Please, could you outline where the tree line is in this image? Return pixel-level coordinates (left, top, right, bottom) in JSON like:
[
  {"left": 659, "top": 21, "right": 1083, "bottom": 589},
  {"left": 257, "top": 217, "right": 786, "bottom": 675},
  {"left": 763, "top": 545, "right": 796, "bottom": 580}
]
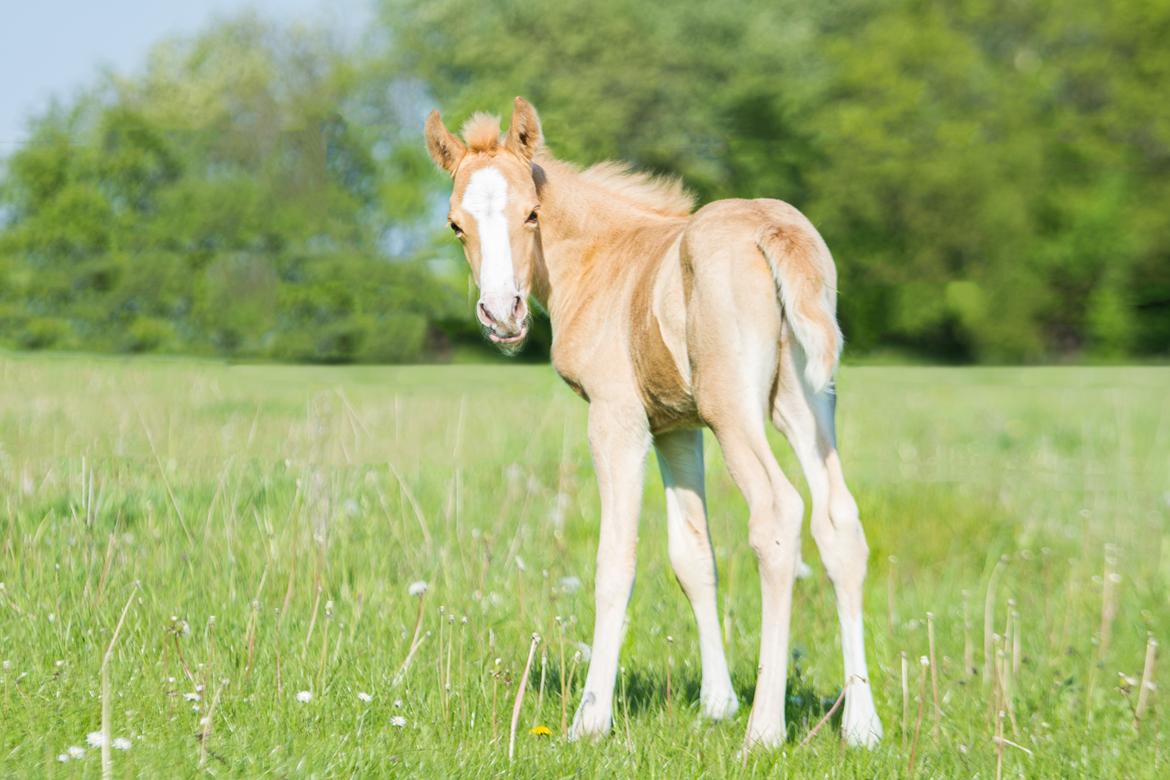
[{"left": 2, "top": 0, "right": 1167, "bottom": 363}]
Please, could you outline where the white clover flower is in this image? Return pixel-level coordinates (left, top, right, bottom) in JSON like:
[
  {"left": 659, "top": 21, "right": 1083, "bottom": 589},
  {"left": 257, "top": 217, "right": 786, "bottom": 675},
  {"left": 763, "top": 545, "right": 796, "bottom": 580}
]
[
  {"left": 86, "top": 732, "right": 105, "bottom": 748},
  {"left": 184, "top": 692, "right": 201, "bottom": 702},
  {"left": 390, "top": 715, "right": 406, "bottom": 728},
  {"left": 408, "top": 581, "right": 428, "bottom": 597},
  {"left": 113, "top": 737, "right": 132, "bottom": 751},
  {"left": 358, "top": 691, "right": 373, "bottom": 703},
  {"left": 57, "top": 754, "right": 70, "bottom": 763},
  {"left": 67, "top": 746, "right": 85, "bottom": 759},
  {"left": 296, "top": 690, "right": 313, "bottom": 703}
]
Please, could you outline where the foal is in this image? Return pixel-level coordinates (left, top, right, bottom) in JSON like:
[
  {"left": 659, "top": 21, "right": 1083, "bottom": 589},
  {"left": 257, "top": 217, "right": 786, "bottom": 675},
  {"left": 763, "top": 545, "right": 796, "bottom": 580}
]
[{"left": 425, "top": 98, "right": 882, "bottom": 749}]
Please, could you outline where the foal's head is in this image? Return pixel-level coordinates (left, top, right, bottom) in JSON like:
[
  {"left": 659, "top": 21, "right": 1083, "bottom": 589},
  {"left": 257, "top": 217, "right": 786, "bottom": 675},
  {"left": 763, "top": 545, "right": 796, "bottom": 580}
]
[{"left": 425, "top": 97, "right": 544, "bottom": 352}]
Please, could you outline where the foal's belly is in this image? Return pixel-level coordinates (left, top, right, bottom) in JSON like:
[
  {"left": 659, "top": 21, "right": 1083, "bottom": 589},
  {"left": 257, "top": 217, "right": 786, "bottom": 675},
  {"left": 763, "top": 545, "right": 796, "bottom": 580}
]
[{"left": 631, "top": 243, "right": 700, "bottom": 434}]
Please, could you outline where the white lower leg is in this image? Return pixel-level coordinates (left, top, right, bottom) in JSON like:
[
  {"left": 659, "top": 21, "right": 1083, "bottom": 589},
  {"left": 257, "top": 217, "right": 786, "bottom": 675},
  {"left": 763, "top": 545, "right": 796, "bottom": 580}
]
[
  {"left": 657, "top": 429, "right": 737, "bottom": 719},
  {"left": 678, "top": 559, "right": 737, "bottom": 719},
  {"left": 839, "top": 609, "right": 882, "bottom": 746},
  {"left": 743, "top": 497, "right": 802, "bottom": 748},
  {"left": 570, "top": 580, "right": 630, "bottom": 738}
]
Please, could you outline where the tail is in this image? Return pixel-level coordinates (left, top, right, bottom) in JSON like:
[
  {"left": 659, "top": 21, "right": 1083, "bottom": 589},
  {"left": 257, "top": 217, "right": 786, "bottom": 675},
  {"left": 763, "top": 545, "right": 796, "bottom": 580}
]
[{"left": 756, "top": 224, "right": 843, "bottom": 393}]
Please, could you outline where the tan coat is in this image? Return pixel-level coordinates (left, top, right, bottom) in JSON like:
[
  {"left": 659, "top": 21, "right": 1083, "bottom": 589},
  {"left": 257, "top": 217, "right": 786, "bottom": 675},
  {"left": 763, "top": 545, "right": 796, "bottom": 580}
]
[{"left": 426, "top": 98, "right": 881, "bottom": 750}]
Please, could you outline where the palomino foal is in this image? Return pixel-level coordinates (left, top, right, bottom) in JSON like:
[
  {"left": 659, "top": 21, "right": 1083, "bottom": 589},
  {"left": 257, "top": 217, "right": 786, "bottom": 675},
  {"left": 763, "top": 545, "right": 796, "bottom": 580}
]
[{"left": 425, "top": 98, "right": 883, "bottom": 749}]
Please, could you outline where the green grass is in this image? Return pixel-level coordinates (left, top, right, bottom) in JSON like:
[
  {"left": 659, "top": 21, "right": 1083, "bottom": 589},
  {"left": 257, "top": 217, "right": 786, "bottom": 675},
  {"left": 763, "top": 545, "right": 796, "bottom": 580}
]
[{"left": 1, "top": 353, "right": 1167, "bottom": 777}]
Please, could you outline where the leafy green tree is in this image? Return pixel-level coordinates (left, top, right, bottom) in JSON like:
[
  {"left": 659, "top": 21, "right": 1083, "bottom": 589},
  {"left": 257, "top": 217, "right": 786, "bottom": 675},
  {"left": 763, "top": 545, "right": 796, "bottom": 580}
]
[{"left": 0, "top": 15, "right": 461, "bottom": 362}]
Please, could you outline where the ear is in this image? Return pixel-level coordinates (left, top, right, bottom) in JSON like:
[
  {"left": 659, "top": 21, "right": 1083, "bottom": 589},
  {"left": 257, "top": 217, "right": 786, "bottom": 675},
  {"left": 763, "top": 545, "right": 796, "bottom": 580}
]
[
  {"left": 505, "top": 97, "right": 543, "bottom": 161},
  {"left": 425, "top": 110, "right": 466, "bottom": 174}
]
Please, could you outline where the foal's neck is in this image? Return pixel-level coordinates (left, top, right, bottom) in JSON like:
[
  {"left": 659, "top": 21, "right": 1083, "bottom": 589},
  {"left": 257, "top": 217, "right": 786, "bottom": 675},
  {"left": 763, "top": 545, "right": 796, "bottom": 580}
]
[{"left": 529, "top": 156, "right": 684, "bottom": 321}]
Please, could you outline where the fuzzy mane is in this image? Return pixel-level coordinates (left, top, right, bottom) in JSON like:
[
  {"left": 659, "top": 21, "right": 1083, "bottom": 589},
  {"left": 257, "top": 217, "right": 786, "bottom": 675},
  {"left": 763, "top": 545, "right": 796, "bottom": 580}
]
[
  {"left": 461, "top": 112, "right": 502, "bottom": 152},
  {"left": 457, "top": 110, "right": 694, "bottom": 217},
  {"left": 576, "top": 161, "right": 695, "bottom": 217}
]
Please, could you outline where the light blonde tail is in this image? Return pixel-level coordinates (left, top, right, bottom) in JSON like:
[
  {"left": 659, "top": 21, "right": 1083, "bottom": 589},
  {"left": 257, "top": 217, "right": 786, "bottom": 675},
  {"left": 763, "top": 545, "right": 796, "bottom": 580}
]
[{"left": 756, "top": 225, "right": 842, "bottom": 393}]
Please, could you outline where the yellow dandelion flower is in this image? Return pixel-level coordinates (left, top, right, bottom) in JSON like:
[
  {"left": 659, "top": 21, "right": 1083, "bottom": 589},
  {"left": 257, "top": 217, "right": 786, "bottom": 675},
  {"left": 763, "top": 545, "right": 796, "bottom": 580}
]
[{"left": 529, "top": 725, "right": 552, "bottom": 737}]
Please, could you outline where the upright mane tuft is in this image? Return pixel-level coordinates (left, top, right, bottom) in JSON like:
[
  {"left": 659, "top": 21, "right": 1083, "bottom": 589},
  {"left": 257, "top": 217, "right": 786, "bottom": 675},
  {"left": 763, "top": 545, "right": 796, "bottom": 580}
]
[
  {"left": 461, "top": 112, "right": 502, "bottom": 153},
  {"left": 578, "top": 161, "right": 695, "bottom": 217}
]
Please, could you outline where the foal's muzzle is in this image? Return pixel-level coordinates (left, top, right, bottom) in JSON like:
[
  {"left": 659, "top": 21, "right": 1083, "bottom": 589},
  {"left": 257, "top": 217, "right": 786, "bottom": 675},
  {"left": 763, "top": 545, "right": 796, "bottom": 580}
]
[{"left": 477, "top": 293, "right": 529, "bottom": 344}]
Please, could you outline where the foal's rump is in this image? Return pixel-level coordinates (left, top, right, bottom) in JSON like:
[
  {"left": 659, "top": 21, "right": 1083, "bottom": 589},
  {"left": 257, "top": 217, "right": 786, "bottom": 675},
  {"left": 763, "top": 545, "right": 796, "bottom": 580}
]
[{"left": 683, "top": 198, "right": 842, "bottom": 394}]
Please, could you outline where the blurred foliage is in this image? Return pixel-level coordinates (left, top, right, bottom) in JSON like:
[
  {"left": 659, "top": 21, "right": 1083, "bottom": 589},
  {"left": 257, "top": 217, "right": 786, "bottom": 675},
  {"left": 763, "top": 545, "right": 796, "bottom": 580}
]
[
  {"left": 0, "top": 16, "right": 474, "bottom": 363},
  {"left": 2, "top": 1, "right": 1169, "bottom": 363}
]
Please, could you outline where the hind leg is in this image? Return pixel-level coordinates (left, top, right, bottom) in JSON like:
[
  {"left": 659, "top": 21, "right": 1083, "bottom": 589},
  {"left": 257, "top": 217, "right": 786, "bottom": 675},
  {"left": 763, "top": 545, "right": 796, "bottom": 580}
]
[
  {"left": 655, "top": 428, "right": 738, "bottom": 719},
  {"left": 705, "top": 403, "right": 804, "bottom": 749},
  {"left": 689, "top": 242, "right": 808, "bottom": 748},
  {"left": 773, "top": 347, "right": 882, "bottom": 747}
]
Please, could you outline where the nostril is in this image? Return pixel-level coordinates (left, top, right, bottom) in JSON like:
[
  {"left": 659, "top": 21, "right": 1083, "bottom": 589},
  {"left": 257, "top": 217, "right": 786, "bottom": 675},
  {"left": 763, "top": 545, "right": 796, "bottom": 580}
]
[
  {"left": 477, "top": 301, "right": 495, "bottom": 326},
  {"left": 512, "top": 295, "right": 525, "bottom": 320}
]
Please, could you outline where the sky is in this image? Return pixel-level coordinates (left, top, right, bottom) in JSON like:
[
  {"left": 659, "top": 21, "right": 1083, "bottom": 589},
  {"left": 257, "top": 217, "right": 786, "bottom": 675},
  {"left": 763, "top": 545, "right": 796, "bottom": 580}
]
[{"left": 0, "top": 0, "right": 370, "bottom": 152}]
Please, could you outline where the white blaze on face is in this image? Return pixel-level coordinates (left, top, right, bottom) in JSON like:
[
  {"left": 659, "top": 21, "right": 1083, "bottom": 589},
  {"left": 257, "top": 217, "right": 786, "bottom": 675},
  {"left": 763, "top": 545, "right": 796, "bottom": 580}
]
[{"left": 461, "top": 167, "right": 517, "bottom": 319}]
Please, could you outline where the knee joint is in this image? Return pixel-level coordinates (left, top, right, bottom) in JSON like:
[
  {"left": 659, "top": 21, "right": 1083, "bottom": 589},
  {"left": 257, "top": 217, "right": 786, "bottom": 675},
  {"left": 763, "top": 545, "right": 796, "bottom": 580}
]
[
  {"left": 668, "top": 526, "right": 712, "bottom": 576},
  {"left": 747, "top": 491, "right": 803, "bottom": 561}
]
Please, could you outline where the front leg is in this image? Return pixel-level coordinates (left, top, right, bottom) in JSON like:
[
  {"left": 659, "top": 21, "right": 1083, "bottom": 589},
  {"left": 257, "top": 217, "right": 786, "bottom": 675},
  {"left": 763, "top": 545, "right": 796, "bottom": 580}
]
[{"left": 568, "top": 401, "right": 650, "bottom": 740}]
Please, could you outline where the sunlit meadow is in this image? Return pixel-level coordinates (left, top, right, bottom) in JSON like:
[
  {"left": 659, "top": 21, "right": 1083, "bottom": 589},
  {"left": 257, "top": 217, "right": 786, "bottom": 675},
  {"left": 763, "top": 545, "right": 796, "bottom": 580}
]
[{"left": 1, "top": 354, "right": 1167, "bottom": 776}]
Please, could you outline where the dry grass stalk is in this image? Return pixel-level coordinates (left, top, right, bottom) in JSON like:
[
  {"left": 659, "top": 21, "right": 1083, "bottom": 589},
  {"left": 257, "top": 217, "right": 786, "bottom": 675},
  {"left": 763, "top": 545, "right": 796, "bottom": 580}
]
[
  {"left": 799, "top": 680, "right": 849, "bottom": 747},
  {"left": 927, "top": 612, "right": 942, "bottom": 735},
  {"left": 139, "top": 415, "right": 193, "bottom": 543},
  {"left": 993, "top": 638, "right": 1006, "bottom": 780},
  {"left": 887, "top": 555, "right": 898, "bottom": 636},
  {"left": 536, "top": 646, "right": 547, "bottom": 722},
  {"left": 438, "top": 606, "right": 447, "bottom": 719},
  {"left": 508, "top": 634, "right": 540, "bottom": 760},
  {"left": 619, "top": 667, "right": 633, "bottom": 752},
  {"left": 984, "top": 556, "right": 1007, "bottom": 685},
  {"left": 558, "top": 617, "right": 568, "bottom": 734},
  {"left": 390, "top": 463, "right": 433, "bottom": 551},
  {"left": 665, "top": 635, "right": 674, "bottom": 717},
  {"left": 394, "top": 590, "right": 429, "bottom": 686},
  {"left": 907, "top": 656, "right": 929, "bottom": 778},
  {"left": 901, "top": 651, "right": 910, "bottom": 749},
  {"left": 1134, "top": 635, "right": 1158, "bottom": 730},
  {"left": 102, "top": 585, "right": 138, "bottom": 780},
  {"left": 445, "top": 614, "right": 455, "bottom": 719},
  {"left": 962, "top": 589, "right": 975, "bottom": 678},
  {"left": 302, "top": 583, "right": 322, "bottom": 662},
  {"left": 1099, "top": 545, "right": 1120, "bottom": 660},
  {"left": 1011, "top": 606, "right": 1021, "bottom": 678},
  {"left": 198, "top": 678, "right": 228, "bottom": 769},
  {"left": 243, "top": 566, "right": 268, "bottom": 680}
]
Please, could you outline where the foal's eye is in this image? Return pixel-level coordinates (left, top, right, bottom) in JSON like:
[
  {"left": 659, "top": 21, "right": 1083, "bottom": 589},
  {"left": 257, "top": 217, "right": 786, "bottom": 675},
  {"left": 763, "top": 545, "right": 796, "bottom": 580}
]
[
  {"left": 525, "top": 210, "right": 539, "bottom": 225},
  {"left": 449, "top": 221, "right": 463, "bottom": 237}
]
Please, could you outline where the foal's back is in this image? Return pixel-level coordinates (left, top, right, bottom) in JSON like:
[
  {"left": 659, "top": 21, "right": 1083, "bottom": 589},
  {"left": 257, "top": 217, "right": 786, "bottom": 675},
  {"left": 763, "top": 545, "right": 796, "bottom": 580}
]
[{"left": 616, "top": 196, "right": 837, "bottom": 432}]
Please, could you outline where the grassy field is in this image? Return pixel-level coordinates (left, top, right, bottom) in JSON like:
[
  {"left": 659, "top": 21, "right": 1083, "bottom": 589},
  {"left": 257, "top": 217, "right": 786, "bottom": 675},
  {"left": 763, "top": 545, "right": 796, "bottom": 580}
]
[{"left": 1, "top": 353, "right": 1167, "bottom": 777}]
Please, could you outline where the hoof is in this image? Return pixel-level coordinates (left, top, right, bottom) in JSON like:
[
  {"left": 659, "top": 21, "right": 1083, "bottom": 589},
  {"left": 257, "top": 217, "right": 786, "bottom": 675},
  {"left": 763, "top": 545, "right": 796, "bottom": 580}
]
[
  {"left": 700, "top": 686, "right": 739, "bottom": 721},
  {"left": 841, "top": 713, "right": 883, "bottom": 749},
  {"left": 841, "top": 690, "right": 883, "bottom": 748},
  {"left": 567, "top": 692, "right": 611, "bottom": 742},
  {"left": 742, "top": 719, "right": 787, "bottom": 752}
]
